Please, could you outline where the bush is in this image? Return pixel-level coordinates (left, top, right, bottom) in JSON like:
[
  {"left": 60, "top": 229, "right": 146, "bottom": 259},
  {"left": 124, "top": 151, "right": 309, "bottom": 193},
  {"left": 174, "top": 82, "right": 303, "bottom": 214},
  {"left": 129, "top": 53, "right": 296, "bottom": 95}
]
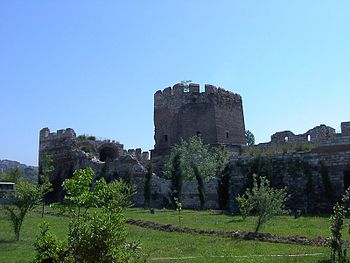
[
  {"left": 33, "top": 167, "right": 145, "bottom": 263},
  {"left": 33, "top": 222, "right": 65, "bottom": 262}
]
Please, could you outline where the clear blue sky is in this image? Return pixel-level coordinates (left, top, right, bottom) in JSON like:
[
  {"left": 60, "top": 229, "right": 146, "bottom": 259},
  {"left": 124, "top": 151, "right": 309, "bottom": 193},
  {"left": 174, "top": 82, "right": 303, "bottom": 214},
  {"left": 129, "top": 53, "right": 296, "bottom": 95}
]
[{"left": 1, "top": 1, "right": 349, "bottom": 166}]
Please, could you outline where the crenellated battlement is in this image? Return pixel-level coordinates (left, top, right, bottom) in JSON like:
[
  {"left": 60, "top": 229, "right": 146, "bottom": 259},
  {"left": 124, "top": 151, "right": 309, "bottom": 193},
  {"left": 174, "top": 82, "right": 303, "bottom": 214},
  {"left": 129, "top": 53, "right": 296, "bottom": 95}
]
[
  {"left": 40, "top": 127, "right": 76, "bottom": 141},
  {"left": 154, "top": 83, "right": 242, "bottom": 109}
]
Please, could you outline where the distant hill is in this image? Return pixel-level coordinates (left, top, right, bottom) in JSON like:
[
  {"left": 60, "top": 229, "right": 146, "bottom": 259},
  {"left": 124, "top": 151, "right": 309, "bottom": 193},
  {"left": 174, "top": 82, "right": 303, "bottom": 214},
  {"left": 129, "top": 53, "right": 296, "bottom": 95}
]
[{"left": 0, "top": 159, "right": 38, "bottom": 183}]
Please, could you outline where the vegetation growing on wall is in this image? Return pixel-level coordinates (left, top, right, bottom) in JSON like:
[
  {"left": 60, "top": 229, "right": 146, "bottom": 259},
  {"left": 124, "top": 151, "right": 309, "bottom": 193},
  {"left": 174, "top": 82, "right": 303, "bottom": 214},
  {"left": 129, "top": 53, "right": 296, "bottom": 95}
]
[
  {"left": 239, "top": 155, "right": 273, "bottom": 193},
  {"left": 320, "top": 160, "right": 335, "bottom": 205},
  {"left": 243, "top": 143, "right": 318, "bottom": 157},
  {"left": 213, "top": 145, "right": 231, "bottom": 210},
  {"left": 77, "top": 134, "right": 96, "bottom": 141}
]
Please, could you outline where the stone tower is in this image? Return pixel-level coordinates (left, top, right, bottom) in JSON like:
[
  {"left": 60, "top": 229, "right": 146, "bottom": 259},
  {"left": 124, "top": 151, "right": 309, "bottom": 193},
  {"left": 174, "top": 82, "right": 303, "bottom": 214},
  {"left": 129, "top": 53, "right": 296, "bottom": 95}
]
[{"left": 152, "top": 83, "right": 246, "bottom": 158}]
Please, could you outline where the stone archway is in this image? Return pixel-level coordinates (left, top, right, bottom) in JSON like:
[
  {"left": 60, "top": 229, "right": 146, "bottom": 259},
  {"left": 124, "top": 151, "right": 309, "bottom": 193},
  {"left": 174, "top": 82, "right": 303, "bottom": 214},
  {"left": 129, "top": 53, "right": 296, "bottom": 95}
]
[{"left": 98, "top": 143, "right": 119, "bottom": 162}]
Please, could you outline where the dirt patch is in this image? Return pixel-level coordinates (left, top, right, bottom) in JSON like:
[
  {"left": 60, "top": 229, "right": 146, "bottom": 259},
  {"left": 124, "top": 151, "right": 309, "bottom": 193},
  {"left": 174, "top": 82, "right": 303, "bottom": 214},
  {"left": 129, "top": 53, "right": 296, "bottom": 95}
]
[{"left": 126, "top": 219, "right": 350, "bottom": 247}]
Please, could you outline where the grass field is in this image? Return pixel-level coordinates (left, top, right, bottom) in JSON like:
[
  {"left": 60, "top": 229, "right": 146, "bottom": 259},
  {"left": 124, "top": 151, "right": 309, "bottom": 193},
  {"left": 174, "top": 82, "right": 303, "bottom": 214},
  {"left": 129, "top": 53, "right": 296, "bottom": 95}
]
[{"left": 0, "top": 208, "right": 341, "bottom": 263}]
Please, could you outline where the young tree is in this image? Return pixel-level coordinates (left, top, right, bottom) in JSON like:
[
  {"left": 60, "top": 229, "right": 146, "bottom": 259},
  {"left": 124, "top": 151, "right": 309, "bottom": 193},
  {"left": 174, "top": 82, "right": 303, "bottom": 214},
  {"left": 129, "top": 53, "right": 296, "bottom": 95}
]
[
  {"left": 245, "top": 130, "right": 255, "bottom": 146},
  {"left": 144, "top": 161, "right": 153, "bottom": 208},
  {"left": 236, "top": 174, "right": 289, "bottom": 233},
  {"left": 4, "top": 181, "right": 43, "bottom": 241},
  {"left": 328, "top": 187, "right": 350, "bottom": 263}
]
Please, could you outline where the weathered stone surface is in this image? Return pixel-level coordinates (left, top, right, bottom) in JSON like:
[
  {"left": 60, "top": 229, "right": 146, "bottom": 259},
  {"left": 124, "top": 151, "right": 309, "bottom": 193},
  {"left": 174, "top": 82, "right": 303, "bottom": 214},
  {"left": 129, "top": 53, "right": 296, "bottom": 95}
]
[{"left": 152, "top": 83, "right": 246, "bottom": 157}]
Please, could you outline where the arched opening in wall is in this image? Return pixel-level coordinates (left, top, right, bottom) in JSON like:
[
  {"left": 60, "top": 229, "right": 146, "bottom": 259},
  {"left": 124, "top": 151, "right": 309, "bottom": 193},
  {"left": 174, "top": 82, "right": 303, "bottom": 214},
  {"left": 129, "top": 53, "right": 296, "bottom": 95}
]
[
  {"left": 307, "top": 134, "right": 311, "bottom": 142},
  {"left": 99, "top": 146, "right": 118, "bottom": 162},
  {"left": 226, "top": 131, "right": 229, "bottom": 139},
  {"left": 164, "top": 135, "right": 168, "bottom": 142},
  {"left": 284, "top": 136, "right": 289, "bottom": 142},
  {"left": 344, "top": 171, "right": 350, "bottom": 191},
  {"left": 183, "top": 87, "right": 190, "bottom": 93}
]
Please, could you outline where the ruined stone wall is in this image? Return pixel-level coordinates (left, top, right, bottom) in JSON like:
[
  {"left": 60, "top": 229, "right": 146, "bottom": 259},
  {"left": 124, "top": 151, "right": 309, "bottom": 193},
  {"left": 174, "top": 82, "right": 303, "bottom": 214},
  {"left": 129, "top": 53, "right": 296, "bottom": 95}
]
[
  {"left": 39, "top": 127, "right": 148, "bottom": 204},
  {"left": 229, "top": 150, "right": 350, "bottom": 213},
  {"left": 258, "top": 123, "right": 350, "bottom": 152},
  {"left": 270, "top": 124, "right": 336, "bottom": 145},
  {"left": 39, "top": 127, "right": 222, "bottom": 209},
  {"left": 39, "top": 128, "right": 78, "bottom": 201},
  {"left": 153, "top": 83, "right": 246, "bottom": 157}
]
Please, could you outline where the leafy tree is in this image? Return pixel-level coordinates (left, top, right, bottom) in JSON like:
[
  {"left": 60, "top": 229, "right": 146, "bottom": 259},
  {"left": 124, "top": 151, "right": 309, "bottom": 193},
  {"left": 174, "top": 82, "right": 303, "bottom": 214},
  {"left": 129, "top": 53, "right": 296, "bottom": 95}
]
[
  {"left": 166, "top": 136, "right": 216, "bottom": 209},
  {"left": 3, "top": 181, "right": 43, "bottom": 240},
  {"left": 236, "top": 174, "right": 289, "bottom": 233},
  {"left": 144, "top": 161, "right": 153, "bottom": 208},
  {"left": 33, "top": 167, "right": 145, "bottom": 263},
  {"left": 245, "top": 130, "right": 255, "bottom": 146}
]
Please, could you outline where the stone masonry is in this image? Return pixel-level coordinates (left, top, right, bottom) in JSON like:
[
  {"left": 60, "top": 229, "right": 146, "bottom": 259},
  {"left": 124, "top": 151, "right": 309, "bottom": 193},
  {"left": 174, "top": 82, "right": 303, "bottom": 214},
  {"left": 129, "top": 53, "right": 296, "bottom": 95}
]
[{"left": 152, "top": 83, "right": 246, "bottom": 157}]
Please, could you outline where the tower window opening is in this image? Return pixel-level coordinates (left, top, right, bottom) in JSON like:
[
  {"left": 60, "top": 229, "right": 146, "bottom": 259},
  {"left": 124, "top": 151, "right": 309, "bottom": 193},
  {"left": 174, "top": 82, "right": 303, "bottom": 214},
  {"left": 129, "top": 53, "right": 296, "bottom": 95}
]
[
  {"left": 183, "top": 87, "right": 190, "bottom": 93},
  {"left": 164, "top": 135, "right": 168, "bottom": 142},
  {"left": 307, "top": 134, "right": 311, "bottom": 142},
  {"left": 226, "top": 132, "right": 229, "bottom": 139},
  {"left": 284, "top": 136, "right": 289, "bottom": 142}
]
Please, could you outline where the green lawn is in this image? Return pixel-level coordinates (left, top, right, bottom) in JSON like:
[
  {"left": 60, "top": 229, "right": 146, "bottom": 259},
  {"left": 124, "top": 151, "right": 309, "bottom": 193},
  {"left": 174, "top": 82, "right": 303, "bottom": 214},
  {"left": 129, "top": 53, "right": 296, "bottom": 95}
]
[{"left": 0, "top": 208, "right": 337, "bottom": 263}]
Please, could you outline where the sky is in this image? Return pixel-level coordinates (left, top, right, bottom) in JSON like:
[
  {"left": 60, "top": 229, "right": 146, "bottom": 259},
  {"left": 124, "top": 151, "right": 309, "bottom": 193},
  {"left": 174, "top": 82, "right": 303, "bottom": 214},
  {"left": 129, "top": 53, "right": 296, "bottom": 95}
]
[{"left": 0, "top": 1, "right": 349, "bottom": 166}]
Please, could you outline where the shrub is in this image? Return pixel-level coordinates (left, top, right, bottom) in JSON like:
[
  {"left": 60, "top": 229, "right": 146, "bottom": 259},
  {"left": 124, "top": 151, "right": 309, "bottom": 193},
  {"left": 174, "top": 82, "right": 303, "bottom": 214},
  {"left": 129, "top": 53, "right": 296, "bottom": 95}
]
[
  {"left": 33, "top": 222, "right": 65, "bottom": 262},
  {"left": 33, "top": 167, "right": 145, "bottom": 263}
]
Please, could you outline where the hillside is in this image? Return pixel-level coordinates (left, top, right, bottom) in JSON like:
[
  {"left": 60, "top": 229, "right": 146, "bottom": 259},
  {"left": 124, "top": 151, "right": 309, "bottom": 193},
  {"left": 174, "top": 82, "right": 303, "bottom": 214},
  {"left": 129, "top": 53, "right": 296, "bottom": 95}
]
[{"left": 0, "top": 159, "right": 38, "bottom": 183}]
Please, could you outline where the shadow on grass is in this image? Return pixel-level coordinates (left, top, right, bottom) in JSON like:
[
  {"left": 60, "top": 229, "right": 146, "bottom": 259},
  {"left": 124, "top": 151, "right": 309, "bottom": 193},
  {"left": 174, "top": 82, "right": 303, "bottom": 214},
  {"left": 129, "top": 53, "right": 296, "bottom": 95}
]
[
  {"left": 228, "top": 218, "right": 244, "bottom": 223},
  {"left": 317, "top": 259, "right": 331, "bottom": 263},
  {"left": 0, "top": 239, "right": 16, "bottom": 244}
]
